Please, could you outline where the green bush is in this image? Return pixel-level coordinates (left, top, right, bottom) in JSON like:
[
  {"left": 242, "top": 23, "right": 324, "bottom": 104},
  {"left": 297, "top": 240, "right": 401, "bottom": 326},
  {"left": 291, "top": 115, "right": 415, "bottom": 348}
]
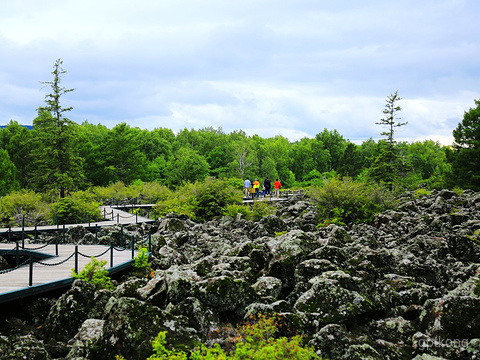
[
  {"left": 250, "top": 201, "right": 277, "bottom": 221},
  {"left": 414, "top": 188, "right": 431, "bottom": 198},
  {"left": 222, "top": 201, "right": 277, "bottom": 221},
  {"left": 92, "top": 181, "right": 172, "bottom": 204},
  {"left": 132, "top": 246, "right": 153, "bottom": 278},
  {"left": 223, "top": 203, "right": 251, "bottom": 219},
  {"left": 147, "top": 314, "right": 320, "bottom": 359},
  {"left": 155, "top": 178, "right": 242, "bottom": 222},
  {"left": 308, "top": 177, "right": 396, "bottom": 225},
  {"left": 49, "top": 190, "right": 102, "bottom": 224},
  {"left": 71, "top": 257, "right": 114, "bottom": 290},
  {"left": 0, "top": 190, "right": 49, "bottom": 226}
]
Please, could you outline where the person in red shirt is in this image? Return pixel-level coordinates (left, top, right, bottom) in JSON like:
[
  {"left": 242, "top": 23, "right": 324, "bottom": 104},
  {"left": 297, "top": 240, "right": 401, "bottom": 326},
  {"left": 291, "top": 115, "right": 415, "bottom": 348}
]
[{"left": 274, "top": 179, "right": 282, "bottom": 198}]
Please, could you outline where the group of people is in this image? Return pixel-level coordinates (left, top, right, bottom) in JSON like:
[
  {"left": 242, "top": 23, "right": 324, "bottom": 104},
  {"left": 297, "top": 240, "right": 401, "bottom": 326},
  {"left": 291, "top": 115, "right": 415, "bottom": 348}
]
[{"left": 243, "top": 177, "right": 282, "bottom": 199}]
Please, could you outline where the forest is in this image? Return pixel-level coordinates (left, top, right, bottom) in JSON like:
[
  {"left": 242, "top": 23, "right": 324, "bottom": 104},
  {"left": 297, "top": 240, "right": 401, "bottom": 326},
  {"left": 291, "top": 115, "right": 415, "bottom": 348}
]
[
  {"left": 0, "top": 60, "right": 480, "bottom": 225},
  {"left": 1, "top": 99, "right": 479, "bottom": 194}
]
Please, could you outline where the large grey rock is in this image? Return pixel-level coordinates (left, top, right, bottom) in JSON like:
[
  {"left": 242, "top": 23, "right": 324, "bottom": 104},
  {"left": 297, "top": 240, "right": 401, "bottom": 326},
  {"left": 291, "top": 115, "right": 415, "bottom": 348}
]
[
  {"left": 42, "top": 280, "right": 112, "bottom": 344},
  {"left": 66, "top": 319, "right": 105, "bottom": 359}
]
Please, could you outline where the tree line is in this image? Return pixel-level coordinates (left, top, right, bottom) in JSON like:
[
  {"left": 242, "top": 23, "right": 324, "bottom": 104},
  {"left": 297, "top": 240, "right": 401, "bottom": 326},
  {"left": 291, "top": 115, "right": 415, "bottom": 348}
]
[{"left": 0, "top": 60, "right": 479, "bottom": 198}]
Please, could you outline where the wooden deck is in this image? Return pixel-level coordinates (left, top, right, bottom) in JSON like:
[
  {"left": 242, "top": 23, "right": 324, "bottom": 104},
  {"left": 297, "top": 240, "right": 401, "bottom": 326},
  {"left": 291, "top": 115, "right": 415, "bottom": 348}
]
[
  {"left": 0, "top": 243, "right": 138, "bottom": 303},
  {"left": 0, "top": 205, "right": 149, "bottom": 304},
  {"left": 0, "top": 205, "right": 154, "bottom": 236}
]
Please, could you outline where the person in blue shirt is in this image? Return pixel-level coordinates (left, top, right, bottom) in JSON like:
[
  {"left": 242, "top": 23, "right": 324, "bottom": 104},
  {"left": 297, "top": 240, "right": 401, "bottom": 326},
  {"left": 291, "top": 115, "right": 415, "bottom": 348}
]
[{"left": 243, "top": 178, "right": 251, "bottom": 197}]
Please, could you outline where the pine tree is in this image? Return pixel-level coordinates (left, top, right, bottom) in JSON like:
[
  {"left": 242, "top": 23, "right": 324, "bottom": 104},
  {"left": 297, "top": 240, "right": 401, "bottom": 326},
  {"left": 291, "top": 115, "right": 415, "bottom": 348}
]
[
  {"left": 369, "top": 91, "right": 409, "bottom": 188},
  {"left": 448, "top": 98, "right": 480, "bottom": 189},
  {"left": 32, "top": 59, "right": 84, "bottom": 197}
]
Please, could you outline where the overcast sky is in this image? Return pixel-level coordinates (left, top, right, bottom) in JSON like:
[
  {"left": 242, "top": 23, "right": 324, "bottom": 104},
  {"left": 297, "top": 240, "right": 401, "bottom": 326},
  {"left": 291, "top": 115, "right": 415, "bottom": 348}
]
[{"left": 1, "top": 1, "right": 479, "bottom": 145}]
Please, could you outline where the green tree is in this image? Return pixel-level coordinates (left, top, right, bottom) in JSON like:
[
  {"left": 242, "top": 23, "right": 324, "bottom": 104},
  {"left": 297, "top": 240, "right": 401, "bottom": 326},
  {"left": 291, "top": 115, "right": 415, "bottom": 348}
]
[
  {"left": 165, "top": 147, "right": 210, "bottom": 186},
  {"left": 0, "top": 149, "right": 19, "bottom": 196},
  {"left": 316, "top": 129, "right": 347, "bottom": 171},
  {"left": 32, "top": 59, "right": 84, "bottom": 197},
  {"left": 448, "top": 98, "right": 480, "bottom": 189},
  {"left": 230, "top": 136, "right": 256, "bottom": 179},
  {"left": 75, "top": 121, "right": 110, "bottom": 187},
  {"left": 1, "top": 121, "right": 34, "bottom": 188},
  {"left": 407, "top": 140, "right": 449, "bottom": 188},
  {"left": 370, "top": 91, "right": 408, "bottom": 188},
  {"left": 338, "top": 142, "right": 363, "bottom": 178},
  {"left": 103, "top": 123, "right": 147, "bottom": 184}
]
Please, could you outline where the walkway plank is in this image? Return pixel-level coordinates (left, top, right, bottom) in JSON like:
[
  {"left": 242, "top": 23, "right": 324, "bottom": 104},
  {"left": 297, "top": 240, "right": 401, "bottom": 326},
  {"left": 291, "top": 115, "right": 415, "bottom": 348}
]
[
  {"left": 0, "top": 243, "right": 138, "bottom": 303},
  {"left": 0, "top": 205, "right": 151, "bottom": 303},
  {"left": 0, "top": 205, "right": 154, "bottom": 236}
]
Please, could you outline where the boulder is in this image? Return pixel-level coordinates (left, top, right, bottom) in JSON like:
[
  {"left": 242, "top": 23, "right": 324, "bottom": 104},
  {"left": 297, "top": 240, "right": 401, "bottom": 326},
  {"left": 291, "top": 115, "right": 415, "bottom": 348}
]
[{"left": 66, "top": 319, "right": 104, "bottom": 359}]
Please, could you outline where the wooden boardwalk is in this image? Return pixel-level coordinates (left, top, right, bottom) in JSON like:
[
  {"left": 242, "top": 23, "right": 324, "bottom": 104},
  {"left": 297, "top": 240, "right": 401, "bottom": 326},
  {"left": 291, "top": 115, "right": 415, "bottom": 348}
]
[
  {"left": 0, "top": 205, "right": 149, "bottom": 304},
  {"left": 0, "top": 205, "right": 154, "bottom": 236},
  {"left": 0, "top": 243, "right": 138, "bottom": 303}
]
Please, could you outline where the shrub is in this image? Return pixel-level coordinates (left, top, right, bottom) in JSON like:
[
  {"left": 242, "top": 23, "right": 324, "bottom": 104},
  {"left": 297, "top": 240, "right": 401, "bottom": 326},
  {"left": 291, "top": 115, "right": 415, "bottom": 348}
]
[
  {"left": 92, "top": 181, "right": 172, "bottom": 204},
  {"left": 132, "top": 246, "right": 153, "bottom": 278},
  {"left": 222, "top": 202, "right": 277, "bottom": 221},
  {"left": 250, "top": 201, "right": 277, "bottom": 221},
  {"left": 148, "top": 314, "right": 320, "bottom": 359},
  {"left": 414, "top": 188, "right": 431, "bottom": 198},
  {"left": 223, "top": 204, "right": 251, "bottom": 219},
  {"left": 155, "top": 178, "right": 242, "bottom": 222},
  {"left": 92, "top": 181, "right": 127, "bottom": 202},
  {"left": 71, "top": 257, "right": 114, "bottom": 290},
  {"left": 49, "top": 190, "right": 102, "bottom": 224},
  {"left": 0, "top": 190, "right": 49, "bottom": 226},
  {"left": 308, "top": 177, "right": 396, "bottom": 225}
]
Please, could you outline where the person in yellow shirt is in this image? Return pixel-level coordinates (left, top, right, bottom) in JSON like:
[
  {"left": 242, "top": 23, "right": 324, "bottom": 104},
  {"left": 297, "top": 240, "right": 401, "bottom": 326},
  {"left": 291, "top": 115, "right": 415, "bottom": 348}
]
[{"left": 253, "top": 178, "right": 260, "bottom": 198}]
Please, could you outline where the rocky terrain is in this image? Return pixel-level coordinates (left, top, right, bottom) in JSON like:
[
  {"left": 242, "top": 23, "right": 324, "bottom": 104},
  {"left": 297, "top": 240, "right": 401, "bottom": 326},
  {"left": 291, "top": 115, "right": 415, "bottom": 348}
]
[{"left": 1, "top": 189, "right": 480, "bottom": 359}]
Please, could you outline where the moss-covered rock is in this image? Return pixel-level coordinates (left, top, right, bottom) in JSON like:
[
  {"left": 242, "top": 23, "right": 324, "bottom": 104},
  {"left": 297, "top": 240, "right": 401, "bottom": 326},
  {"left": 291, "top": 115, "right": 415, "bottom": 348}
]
[
  {"left": 252, "top": 276, "right": 283, "bottom": 299},
  {"left": 42, "top": 280, "right": 112, "bottom": 344},
  {"left": 195, "top": 276, "right": 259, "bottom": 314},
  {"left": 66, "top": 319, "right": 104, "bottom": 359},
  {"left": 294, "top": 271, "right": 373, "bottom": 327},
  {"left": 420, "top": 295, "right": 480, "bottom": 339},
  {"left": 0, "top": 334, "right": 49, "bottom": 360},
  {"left": 91, "top": 297, "right": 167, "bottom": 359}
]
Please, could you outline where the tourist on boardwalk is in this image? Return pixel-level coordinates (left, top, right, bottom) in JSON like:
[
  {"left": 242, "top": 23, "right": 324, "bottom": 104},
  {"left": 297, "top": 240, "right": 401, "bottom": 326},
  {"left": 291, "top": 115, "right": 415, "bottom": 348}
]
[
  {"left": 243, "top": 178, "right": 251, "bottom": 197},
  {"left": 253, "top": 178, "right": 260, "bottom": 198},
  {"left": 249, "top": 184, "right": 256, "bottom": 200},
  {"left": 274, "top": 179, "right": 282, "bottom": 198},
  {"left": 263, "top": 177, "right": 271, "bottom": 196}
]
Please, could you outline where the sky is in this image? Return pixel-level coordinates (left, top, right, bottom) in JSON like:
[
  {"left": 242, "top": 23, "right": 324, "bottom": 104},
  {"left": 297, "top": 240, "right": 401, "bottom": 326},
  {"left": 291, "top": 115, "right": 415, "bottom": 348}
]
[{"left": 0, "top": 0, "right": 479, "bottom": 145}]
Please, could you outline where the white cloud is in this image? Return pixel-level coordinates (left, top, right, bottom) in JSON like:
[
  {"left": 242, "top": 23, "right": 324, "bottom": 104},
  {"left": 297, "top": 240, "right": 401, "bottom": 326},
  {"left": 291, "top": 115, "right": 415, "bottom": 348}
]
[{"left": 0, "top": 0, "right": 479, "bottom": 146}]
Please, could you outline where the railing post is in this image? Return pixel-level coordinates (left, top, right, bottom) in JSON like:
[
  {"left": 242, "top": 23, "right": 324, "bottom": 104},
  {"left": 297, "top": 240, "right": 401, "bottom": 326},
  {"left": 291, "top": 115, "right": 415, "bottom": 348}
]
[
  {"left": 117, "top": 213, "right": 119, "bottom": 223},
  {"left": 34, "top": 224, "right": 38, "bottom": 244},
  {"left": 56, "top": 215, "right": 59, "bottom": 229},
  {"left": 16, "top": 240, "right": 19, "bottom": 267},
  {"left": 136, "top": 212, "right": 138, "bottom": 224},
  {"left": 22, "top": 215, "right": 25, "bottom": 248},
  {"left": 8, "top": 226, "right": 11, "bottom": 242},
  {"left": 103, "top": 208, "right": 106, "bottom": 219},
  {"left": 62, "top": 224, "right": 66, "bottom": 244},
  {"left": 95, "top": 226, "right": 98, "bottom": 244},
  {"left": 120, "top": 225, "right": 124, "bottom": 248},
  {"left": 29, "top": 255, "right": 33, "bottom": 286},
  {"left": 55, "top": 236, "right": 58, "bottom": 256},
  {"left": 131, "top": 235, "right": 135, "bottom": 259},
  {"left": 148, "top": 232, "right": 152, "bottom": 253},
  {"left": 112, "top": 209, "right": 114, "bottom": 221},
  {"left": 75, "top": 245, "right": 78, "bottom": 274},
  {"left": 110, "top": 241, "right": 114, "bottom": 268}
]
